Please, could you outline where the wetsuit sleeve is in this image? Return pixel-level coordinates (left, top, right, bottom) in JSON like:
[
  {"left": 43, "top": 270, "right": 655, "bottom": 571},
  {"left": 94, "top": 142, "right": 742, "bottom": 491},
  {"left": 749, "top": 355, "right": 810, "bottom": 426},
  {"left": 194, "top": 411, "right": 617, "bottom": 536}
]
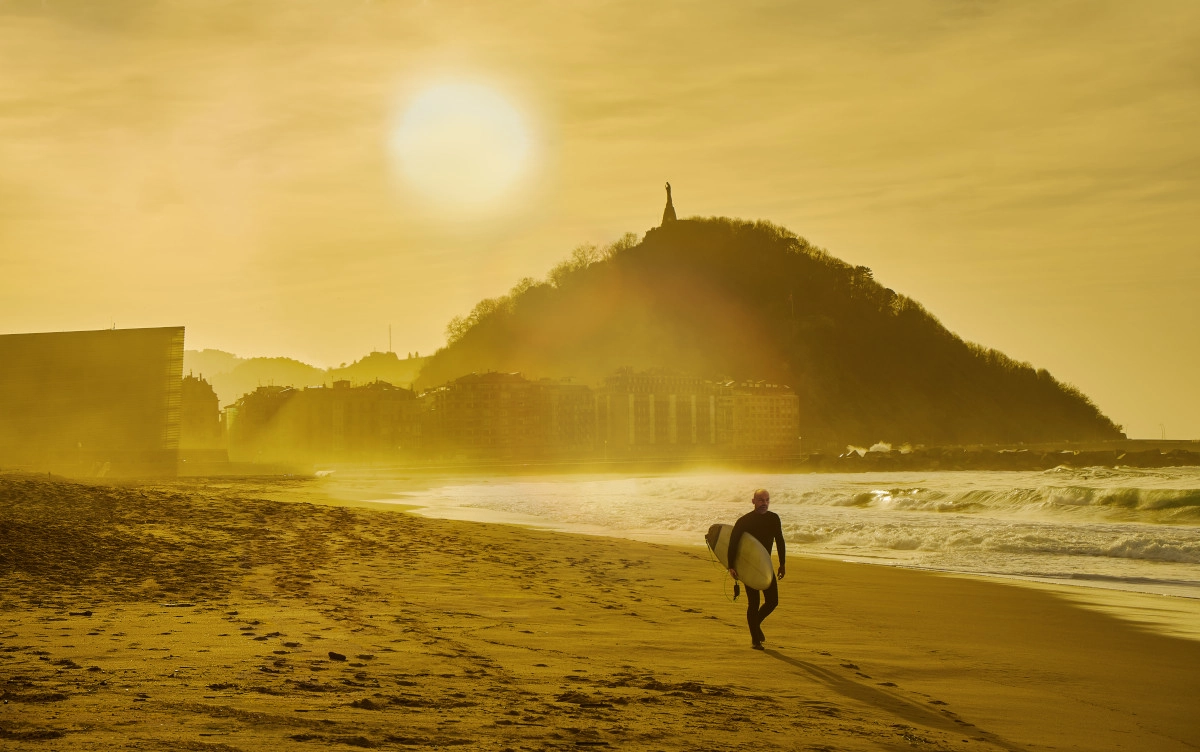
[
  {"left": 727, "top": 518, "right": 745, "bottom": 569},
  {"left": 774, "top": 514, "right": 786, "bottom": 567}
]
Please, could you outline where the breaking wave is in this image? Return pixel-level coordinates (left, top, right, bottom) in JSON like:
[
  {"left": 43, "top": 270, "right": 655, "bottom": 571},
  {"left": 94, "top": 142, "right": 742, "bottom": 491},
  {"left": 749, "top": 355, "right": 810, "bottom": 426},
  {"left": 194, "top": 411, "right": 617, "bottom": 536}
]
[
  {"left": 781, "top": 520, "right": 1200, "bottom": 565},
  {"left": 790, "top": 484, "right": 1200, "bottom": 523},
  {"left": 398, "top": 467, "right": 1200, "bottom": 596}
]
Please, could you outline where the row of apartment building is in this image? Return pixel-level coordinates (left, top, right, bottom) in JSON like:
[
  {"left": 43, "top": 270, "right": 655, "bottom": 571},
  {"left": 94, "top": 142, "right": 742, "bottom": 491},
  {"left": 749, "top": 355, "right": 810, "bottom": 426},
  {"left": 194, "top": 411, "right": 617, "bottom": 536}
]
[{"left": 225, "top": 369, "right": 800, "bottom": 463}]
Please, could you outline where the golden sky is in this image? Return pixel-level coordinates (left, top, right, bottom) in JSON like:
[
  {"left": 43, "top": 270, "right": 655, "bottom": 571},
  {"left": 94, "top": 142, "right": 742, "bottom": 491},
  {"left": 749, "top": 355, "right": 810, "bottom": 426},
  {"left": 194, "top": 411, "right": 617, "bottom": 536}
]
[{"left": 2, "top": 1, "right": 1197, "bottom": 439}]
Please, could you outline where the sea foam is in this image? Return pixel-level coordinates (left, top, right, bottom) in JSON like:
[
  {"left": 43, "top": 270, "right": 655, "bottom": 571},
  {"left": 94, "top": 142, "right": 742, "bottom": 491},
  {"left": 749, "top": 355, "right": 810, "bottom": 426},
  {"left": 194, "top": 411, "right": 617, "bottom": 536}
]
[{"left": 399, "top": 467, "right": 1200, "bottom": 597}]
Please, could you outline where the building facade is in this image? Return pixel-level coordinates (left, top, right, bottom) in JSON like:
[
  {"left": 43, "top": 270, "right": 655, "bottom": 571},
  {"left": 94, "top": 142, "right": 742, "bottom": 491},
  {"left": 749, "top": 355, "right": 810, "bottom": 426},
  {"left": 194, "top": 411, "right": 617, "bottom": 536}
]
[
  {"left": 422, "top": 372, "right": 594, "bottom": 459},
  {"left": 181, "top": 374, "right": 223, "bottom": 454},
  {"left": 595, "top": 369, "right": 800, "bottom": 459},
  {"left": 228, "top": 380, "right": 421, "bottom": 462},
  {"left": 218, "top": 369, "right": 799, "bottom": 465},
  {"left": 0, "top": 327, "right": 184, "bottom": 475},
  {"left": 717, "top": 380, "right": 802, "bottom": 457}
]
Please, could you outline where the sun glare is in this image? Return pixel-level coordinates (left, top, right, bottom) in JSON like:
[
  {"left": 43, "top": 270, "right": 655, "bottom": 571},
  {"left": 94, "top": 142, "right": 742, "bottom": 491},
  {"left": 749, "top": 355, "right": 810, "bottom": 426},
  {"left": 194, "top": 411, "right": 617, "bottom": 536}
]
[{"left": 390, "top": 81, "right": 533, "bottom": 211}]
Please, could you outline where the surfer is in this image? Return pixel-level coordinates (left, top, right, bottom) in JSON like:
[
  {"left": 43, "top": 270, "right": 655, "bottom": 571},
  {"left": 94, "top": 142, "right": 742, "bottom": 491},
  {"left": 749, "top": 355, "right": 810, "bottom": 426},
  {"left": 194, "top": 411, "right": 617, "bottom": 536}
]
[{"left": 727, "top": 488, "right": 786, "bottom": 650}]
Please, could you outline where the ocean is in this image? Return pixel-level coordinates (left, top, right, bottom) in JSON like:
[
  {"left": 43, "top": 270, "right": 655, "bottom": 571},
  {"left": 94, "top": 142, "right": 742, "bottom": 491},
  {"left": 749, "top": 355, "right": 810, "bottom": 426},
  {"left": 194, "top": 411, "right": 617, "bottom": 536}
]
[{"left": 382, "top": 466, "right": 1200, "bottom": 601}]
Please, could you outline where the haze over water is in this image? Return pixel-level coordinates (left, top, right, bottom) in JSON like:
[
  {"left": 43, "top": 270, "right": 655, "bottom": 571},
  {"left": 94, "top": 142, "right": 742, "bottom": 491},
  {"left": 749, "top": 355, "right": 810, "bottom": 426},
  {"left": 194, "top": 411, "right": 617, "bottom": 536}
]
[{"left": 392, "top": 467, "right": 1200, "bottom": 600}]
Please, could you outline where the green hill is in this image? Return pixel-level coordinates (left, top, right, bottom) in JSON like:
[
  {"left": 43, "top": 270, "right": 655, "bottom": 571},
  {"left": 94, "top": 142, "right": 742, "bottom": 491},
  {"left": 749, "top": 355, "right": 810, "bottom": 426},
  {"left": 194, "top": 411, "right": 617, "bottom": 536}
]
[
  {"left": 328, "top": 351, "right": 426, "bottom": 387},
  {"left": 417, "top": 217, "right": 1122, "bottom": 446},
  {"left": 184, "top": 350, "right": 426, "bottom": 406},
  {"left": 197, "top": 356, "right": 325, "bottom": 407}
]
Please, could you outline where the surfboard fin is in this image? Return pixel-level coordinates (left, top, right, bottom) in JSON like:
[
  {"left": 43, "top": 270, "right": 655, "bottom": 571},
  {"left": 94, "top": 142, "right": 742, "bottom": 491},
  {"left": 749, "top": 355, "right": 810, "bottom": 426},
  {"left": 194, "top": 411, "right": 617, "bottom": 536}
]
[{"left": 733, "top": 582, "right": 741, "bottom": 601}]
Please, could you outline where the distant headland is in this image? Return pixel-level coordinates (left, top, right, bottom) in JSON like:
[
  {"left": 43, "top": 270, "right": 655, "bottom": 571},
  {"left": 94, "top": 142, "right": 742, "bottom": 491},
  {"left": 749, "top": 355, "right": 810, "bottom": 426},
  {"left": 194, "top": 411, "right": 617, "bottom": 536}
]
[{"left": 419, "top": 215, "right": 1123, "bottom": 448}]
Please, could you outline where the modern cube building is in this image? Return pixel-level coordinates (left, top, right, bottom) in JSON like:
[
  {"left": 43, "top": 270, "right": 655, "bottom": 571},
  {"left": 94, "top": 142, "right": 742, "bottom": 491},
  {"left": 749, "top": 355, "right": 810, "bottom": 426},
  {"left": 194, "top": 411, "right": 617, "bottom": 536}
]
[{"left": 0, "top": 327, "right": 185, "bottom": 475}]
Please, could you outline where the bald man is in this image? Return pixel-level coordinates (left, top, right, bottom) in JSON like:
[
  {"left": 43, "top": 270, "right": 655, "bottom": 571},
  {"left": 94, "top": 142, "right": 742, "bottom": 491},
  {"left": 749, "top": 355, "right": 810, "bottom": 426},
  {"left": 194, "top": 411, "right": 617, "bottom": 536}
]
[{"left": 727, "top": 488, "right": 786, "bottom": 650}]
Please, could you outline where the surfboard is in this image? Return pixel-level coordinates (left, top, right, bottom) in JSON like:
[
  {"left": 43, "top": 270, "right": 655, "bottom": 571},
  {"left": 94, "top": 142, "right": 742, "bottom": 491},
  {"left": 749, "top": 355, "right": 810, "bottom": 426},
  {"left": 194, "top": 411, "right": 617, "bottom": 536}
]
[{"left": 705, "top": 523, "right": 775, "bottom": 591}]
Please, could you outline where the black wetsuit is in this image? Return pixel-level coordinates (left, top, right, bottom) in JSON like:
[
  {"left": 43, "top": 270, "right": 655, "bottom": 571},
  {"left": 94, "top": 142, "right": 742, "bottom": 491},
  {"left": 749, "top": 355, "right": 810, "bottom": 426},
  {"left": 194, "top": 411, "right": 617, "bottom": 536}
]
[{"left": 727, "top": 510, "right": 785, "bottom": 644}]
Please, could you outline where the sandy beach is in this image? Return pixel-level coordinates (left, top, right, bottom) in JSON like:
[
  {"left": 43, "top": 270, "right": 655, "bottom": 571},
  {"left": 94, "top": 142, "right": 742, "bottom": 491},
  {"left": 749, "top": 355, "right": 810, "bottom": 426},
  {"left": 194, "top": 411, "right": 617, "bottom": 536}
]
[{"left": 1, "top": 473, "right": 1197, "bottom": 751}]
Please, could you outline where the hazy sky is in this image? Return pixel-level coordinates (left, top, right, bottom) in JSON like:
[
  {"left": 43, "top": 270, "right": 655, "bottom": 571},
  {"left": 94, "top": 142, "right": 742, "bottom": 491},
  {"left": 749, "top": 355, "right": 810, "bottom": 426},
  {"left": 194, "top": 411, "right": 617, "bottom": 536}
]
[{"left": 2, "top": 1, "right": 1197, "bottom": 439}]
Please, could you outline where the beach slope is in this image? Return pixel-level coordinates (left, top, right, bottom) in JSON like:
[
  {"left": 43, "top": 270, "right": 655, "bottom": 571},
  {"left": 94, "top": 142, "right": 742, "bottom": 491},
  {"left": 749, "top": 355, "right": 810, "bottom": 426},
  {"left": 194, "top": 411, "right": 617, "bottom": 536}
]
[{"left": 1, "top": 475, "right": 1196, "bottom": 750}]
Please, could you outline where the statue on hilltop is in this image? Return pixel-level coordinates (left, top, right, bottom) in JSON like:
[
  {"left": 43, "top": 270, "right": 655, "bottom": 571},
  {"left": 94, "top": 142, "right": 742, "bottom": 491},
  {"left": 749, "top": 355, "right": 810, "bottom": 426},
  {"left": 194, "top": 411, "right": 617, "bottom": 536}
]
[{"left": 662, "top": 182, "right": 677, "bottom": 225}]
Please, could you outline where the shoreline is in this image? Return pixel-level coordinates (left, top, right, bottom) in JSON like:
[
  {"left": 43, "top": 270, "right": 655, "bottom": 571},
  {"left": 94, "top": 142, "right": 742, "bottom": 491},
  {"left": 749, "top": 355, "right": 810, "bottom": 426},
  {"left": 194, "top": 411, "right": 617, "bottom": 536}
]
[
  {"left": 2, "top": 473, "right": 1198, "bottom": 750},
  {"left": 182, "top": 443, "right": 1200, "bottom": 479},
  {"left": 402, "top": 500, "right": 1200, "bottom": 643},
  {"left": 335, "top": 471, "right": 1200, "bottom": 642}
]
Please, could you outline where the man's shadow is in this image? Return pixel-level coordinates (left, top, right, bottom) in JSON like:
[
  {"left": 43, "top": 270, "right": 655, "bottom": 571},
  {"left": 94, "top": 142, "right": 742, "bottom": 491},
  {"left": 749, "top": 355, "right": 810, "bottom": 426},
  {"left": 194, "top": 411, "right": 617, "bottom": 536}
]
[{"left": 763, "top": 648, "right": 1020, "bottom": 751}]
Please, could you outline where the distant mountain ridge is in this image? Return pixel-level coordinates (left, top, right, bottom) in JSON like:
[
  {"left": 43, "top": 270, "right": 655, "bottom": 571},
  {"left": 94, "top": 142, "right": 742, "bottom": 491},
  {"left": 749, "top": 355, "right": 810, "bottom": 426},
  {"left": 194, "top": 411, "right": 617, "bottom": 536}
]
[
  {"left": 417, "top": 217, "right": 1122, "bottom": 446},
  {"left": 184, "top": 349, "right": 426, "bottom": 407}
]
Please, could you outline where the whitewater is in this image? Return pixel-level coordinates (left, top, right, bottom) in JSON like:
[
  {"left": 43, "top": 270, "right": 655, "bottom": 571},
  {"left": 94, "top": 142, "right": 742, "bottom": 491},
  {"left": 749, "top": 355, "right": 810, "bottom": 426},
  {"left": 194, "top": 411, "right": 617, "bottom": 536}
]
[{"left": 386, "top": 466, "right": 1200, "bottom": 600}]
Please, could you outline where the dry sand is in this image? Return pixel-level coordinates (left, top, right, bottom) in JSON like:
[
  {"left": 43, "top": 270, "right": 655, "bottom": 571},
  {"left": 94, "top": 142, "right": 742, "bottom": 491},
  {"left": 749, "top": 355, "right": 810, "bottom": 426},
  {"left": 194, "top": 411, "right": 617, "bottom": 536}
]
[{"left": 1, "top": 473, "right": 1197, "bottom": 751}]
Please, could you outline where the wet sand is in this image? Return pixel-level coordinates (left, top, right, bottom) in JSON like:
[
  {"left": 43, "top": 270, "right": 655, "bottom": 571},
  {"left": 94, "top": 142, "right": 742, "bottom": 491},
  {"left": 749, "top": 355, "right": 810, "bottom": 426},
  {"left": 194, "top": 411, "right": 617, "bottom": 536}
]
[{"left": 1, "top": 474, "right": 1197, "bottom": 751}]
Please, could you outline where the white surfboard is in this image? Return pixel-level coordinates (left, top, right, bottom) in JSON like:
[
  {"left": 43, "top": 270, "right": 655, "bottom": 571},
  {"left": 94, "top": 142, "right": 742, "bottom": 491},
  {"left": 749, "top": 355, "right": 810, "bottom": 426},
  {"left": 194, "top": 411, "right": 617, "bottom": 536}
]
[{"left": 705, "top": 523, "right": 775, "bottom": 591}]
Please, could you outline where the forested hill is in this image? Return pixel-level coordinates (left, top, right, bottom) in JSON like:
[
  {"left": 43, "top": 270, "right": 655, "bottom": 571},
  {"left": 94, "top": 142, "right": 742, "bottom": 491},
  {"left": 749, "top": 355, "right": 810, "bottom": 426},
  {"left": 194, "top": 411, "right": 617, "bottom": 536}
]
[
  {"left": 184, "top": 349, "right": 427, "bottom": 406},
  {"left": 417, "top": 217, "right": 1122, "bottom": 446}
]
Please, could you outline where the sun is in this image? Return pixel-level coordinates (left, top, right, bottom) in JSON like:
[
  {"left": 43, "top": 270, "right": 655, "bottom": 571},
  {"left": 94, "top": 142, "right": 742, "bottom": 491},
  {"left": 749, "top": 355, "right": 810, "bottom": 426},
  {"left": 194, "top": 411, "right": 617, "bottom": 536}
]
[{"left": 389, "top": 81, "right": 534, "bottom": 211}]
